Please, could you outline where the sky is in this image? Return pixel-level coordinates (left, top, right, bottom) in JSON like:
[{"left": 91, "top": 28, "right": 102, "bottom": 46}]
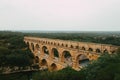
[{"left": 0, "top": 0, "right": 120, "bottom": 31}]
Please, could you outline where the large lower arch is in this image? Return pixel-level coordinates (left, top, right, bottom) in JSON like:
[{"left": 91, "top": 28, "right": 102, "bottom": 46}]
[
  {"left": 50, "top": 63, "right": 57, "bottom": 71},
  {"left": 76, "top": 54, "right": 90, "bottom": 68},
  {"left": 51, "top": 48, "right": 59, "bottom": 59},
  {"left": 40, "top": 59, "right": 48, "bottom": 66},
  {"left": 61, "top": 51, "right": 72, "bottom": 67},
  {"left": 35, "top": 56, "right": 39, "bottom": 63},
  {"left": 40, "top": 59, "right": 48, "bottom": 70},
  {"left": 42, "top": 46, "right": 49, "bottom": 55}
]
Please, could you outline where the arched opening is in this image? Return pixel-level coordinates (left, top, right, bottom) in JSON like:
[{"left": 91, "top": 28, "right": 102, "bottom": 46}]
[
  {"left": 31, "top": 43, "right": 34, "bottom": 51},
  {"left": 43, "top": 41, "right": 45, "bottom": 43},
  {"left": 81, "top": 47, "right": 86, "bottom": 50},
  {"left": 71, "top": 45, "right": 73, "bottom": 48},
  {"left": 103, "top": 49, "right": 108, "bottom": 53},
  {"left": 61, "top": 43, "right": 64, "bottom": 47},
  {"left": 62, "top": 51, "right": 72, "bottom": 67},
  {"left": 111, "top": 50, "right": 115, "bottom": 54},
  {"left": 42, "top": 46, "right": 49, "bottom": 55},
  {"left": 51, "top": 42, "right": 53, "bottom": 45},
  {"left": 88, "top": 48, "right": 93, "bottom": 52},
  {"left": 26, "top": 42, "right": 29, "bottom": 46},
  {"left": 65, "top": 44, "right": 68, "bottom": 47},
  {"left": 54, "top": 42, "right": 56, "bottom": 45},
  {"left": 76, "top": 54, "right": 90, "bottom": 68},
  {"left": 35, "top": 44, "right": 40, "bottom": 51},
  {"left": 40, "top": 59, "right": 48, "bottom": 66},
  {"left": 40, "top": 59, "right": 48, "bottom": 70},
  {"left": 35, "top": 56, "right": 39, "bottom": 63},
  {"left": 51, "top": 48, "right": 59, "bottom": 59},
  {"left": 48, "top": 42, "right": 50, "bottom": 44},
  {"left": 76, "top": 46, "right": 79, "bottom": 49},
  {"left": 96, "top": 49, "right": 101, "bottom": 53},
  {"left": 50, "top": 63, "right": 57, "bottom": 71}
]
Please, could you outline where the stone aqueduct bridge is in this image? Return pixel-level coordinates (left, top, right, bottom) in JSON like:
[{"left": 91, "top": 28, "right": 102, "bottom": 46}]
[{"left": 24, "top": 36, "right": 118, "bottom": 71}]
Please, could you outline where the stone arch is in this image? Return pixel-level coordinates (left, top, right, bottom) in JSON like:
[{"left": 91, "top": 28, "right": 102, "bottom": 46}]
[
  {"left": 54, "top": 42, "right": 56, "bottom": 45},
  {"left": 42, "top": 46, "right": 49, "bottom": 55},
  {"left": 76, "top": 46, "right": 79, "bottom": 49},
  {"left": 50, "top": 63, "right": 57, "bottom": 71},
  {"left": 75, "top": 54, "right": 90, "bottom": 68},
  {"left": 51, "top": 42, "right": 53, "bottom": 45},
  {"left": 61, "top": 43, "right": 64, "bottom": 47},
  {"left": 65, "top": 44, "right": 68, "bottom": 47},
  {"left": 51, "top": 48, "right": 59, "bottom": 58},
  {"left": 35, "top": 56, "right": 39, "bottom": 63},
  {"left": 43, "top": 41, "right": 45, "bottom": 43},
  {"left": 103, "top": 49, "right": 108, "bottom": 53},
  {"left": 88, "top": 48, "right": 93, "bottom": 52},
  {"left": 61, "top": 51, "right": 72, "bottom": 67},
  {"left": 70, "top": 45, "right": 73, "bottom": 48},
  {"left": 58, "top": 43, "right": 60, "bottom": 46},
  {"left": 48, "top": 42, "right": 50, "bottom": 44},
  {"left": 96, "top": 48, "right": 101, "bottom": 53},
  {"left": 31, "top": 43, "right": 35, "bottom": 51},
  {"left": 40, "top": 59, "right": 48, "bottom": 66},
  {"left": 111, "top": 50, "right": 115, "bottom": 54},
  {"left": 81, "top": 47, "right": 86, "bottom": 50},
  {"left": 35, "top": 44, "right": 40, "bottom": 51}
]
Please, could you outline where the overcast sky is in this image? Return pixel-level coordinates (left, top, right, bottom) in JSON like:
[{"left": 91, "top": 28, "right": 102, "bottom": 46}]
[{"left": 0, "top": 0, "right": 120, "bottom": 31}]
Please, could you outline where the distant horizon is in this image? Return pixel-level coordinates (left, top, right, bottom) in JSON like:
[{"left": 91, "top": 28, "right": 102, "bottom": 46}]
[{"left": 0, "top": 30, "right": 120, "bottom": 33}]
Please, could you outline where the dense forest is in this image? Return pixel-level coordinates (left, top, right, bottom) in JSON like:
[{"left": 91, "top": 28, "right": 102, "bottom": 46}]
[{"left": 0, "top": 31, "right": 120, "bottom": 80}]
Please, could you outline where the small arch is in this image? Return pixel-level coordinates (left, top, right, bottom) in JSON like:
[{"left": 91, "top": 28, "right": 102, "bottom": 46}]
[
  {"left": 50, "top": 42, "right": 53, "bottom": 45},
  {"left": 70, "top": 45, "right": 73, "bottom": 48},
  {"left": 35, "top": 56, "right": 39, "bottom": 63},
  {"left": 43, "top": 41, "right": 45, "bottom": 43},
  {"left": 48, "top": 42, "right": 50, "bottom": 44},
  {"left": 76, "top": 46, "right": 79, "bottom": 49},
  {"left": 58, "top": 43, "right": 60, "bottom": 46},
  {"left": 81, "top": 47, "right": 86, "bottom": 50},
  {"left": 61, "top": 43, "right": 64, "bottom": 47},
  {"left": 96, "top": 49, "right": 101, "bottom": 53},
  {"left": 88, "top": 48, "right": 93, "bottom": 52},
  {"left": 65, "top": 44, "right": 68, "bottom": 47},
  {"left": 35, "top": 44, "right": 40, "bottom": 51},
  {"left": 111, "top": 50, "right": 115, "bottom": 54},
  {"left": 54, "top": 42, "right": 56, "bottom": 45},
  {"left": 50, "top": 63, "right": 57, "bottom": 71},
  {"left": 26, "top": 42, "right": 29, "bottom": 46},
  {"left": 103, "top": 49, "right": 108, "bottom": 53}
]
